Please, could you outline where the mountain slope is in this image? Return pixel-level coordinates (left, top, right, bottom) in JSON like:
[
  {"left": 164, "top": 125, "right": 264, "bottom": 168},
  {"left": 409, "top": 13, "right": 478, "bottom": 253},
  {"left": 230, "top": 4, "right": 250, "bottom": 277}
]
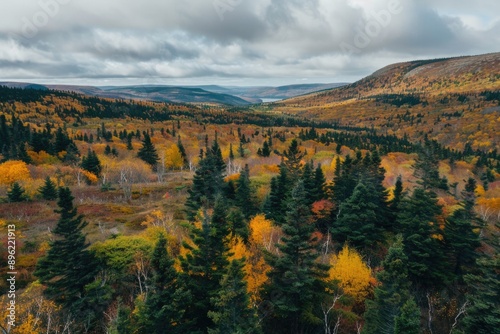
[
  {"left": 0, "top": 82, "right": 254, "bottom": 106},
  {"left": 269, "top": 53, "right": 500, "bottom": 151},
  {"left": 195, "top": 83, "right": 348, "bottom": 100}
]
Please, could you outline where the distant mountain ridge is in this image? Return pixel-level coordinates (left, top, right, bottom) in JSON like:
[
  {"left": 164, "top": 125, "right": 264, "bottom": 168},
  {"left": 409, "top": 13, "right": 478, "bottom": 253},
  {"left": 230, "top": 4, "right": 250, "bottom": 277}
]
[
  {"left": 279, "top": 52, "right": 500, "bottom": 105},
  {"left": 269, "top": 52, "right": 500, "bottom": 152},
  {"left": 0, "top": 82, "right": 348, "bottom": 106}
]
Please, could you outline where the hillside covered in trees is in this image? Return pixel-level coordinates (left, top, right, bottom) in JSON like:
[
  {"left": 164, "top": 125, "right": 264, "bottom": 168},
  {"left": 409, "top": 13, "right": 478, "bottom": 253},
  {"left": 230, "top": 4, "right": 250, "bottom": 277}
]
[
  {"left": 269, "top": 53, "right": 500, "bottom": 153},
  {"left": 0, "top": 59, "right": 499, "bottom": 334}
]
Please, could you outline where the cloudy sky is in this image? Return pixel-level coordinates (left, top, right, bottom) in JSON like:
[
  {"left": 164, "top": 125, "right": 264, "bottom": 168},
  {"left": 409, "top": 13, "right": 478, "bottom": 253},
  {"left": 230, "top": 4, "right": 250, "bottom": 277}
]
[{"left": 0, "top": 0, "right": 499, "bottom": 86}]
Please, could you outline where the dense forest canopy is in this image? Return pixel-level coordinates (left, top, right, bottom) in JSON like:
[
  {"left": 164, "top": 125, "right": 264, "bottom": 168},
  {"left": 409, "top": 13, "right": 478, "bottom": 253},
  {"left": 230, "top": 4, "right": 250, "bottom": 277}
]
[{"left": 0, "top": 85, "right": 499, "bottom": 334}]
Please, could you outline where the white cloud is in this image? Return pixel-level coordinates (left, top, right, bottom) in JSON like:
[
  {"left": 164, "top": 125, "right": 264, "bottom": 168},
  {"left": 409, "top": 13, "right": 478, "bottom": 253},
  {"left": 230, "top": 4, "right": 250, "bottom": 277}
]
[{"left": 0, "top": 0, "right": 498, "bottom": 85}]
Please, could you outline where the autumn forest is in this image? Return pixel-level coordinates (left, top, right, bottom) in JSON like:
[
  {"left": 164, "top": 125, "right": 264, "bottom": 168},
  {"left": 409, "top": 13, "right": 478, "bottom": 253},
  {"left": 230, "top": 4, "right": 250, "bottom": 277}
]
[{"left": 1, "top": 55, "right": 500, "bottom": 334}]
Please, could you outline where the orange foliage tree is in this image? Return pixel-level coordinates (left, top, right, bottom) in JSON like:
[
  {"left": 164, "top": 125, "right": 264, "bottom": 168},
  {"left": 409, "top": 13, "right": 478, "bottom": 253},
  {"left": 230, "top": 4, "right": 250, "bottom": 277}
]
[{"left": 0, "top": 160, "right": 31, "bottom": 185}]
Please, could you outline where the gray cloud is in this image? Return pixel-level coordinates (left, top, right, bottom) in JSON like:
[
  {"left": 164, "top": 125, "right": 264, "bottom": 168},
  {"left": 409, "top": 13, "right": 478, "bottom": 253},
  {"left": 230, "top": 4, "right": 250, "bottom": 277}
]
[{"left": 0, "top": 0, "right": 498, "bottom": 85}]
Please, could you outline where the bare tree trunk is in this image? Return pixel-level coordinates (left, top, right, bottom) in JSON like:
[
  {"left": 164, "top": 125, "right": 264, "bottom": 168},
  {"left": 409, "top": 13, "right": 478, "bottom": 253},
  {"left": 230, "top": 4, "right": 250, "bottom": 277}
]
[
  {"left": 449, "top": 301, "right": 468, "bottom": 334},
  {"left": 427, "top": 292, "right": 434, "bottom": 334}
]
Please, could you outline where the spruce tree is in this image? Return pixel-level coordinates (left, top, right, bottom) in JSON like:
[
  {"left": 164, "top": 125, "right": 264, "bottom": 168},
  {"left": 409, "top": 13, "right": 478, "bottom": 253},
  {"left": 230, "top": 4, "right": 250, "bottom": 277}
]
[
  {"left": 389, "top": 175, "right": 404, "bottom": 231},
  {"left": 137, "top": 133, "right": 159, "bottom": 169},
  {"left": 177, "top": 135, "right": 188, "bottom": 166},
  {"left": 312, "top": 163, "right": 327, "bottom": 202},
  {"left": 394, "top": 298, "right": 420, "bottom": 334},
  {"left": 460, "top": 252, "right": 500, "bottom": 333},
  {"left": 332, "top": 182, "right": 384, "bottom": 254},
  {"left": 444, "top": 178, "right": 482, "bottom": 277},
  {"left": 301, "top": 161, "right": 316, "bottom": 206},
  {"left": 229, "top": 143, "right": 235, "bottom": 160},
  {"left": 397, "top": 188, "right": 450, "bottom": 289},
  {"left": 185, "top": 140, "right": 226, "bottom": 220},
  {"left": 331, "top": 155, "right": 357, "bottom": 207},
  {"left": 261, "top": 140, "right": 271, "bottom": 157},
  {"left": 235, "top": 164, "right": 255, "bottom": 219},
  {"left": 264, "top": 160, "right": 289, "bottom": 225},
  {"left": 39, "top": 176, "right": 58, "bottom": 200},
  {"left": 263, "top": 181, "right": 328, "bottom": 334},
  {"left": 18, "top": 142, "right": 33, "bottom": 164},
  {"left": 363, "top": 236, "right": 418, "bottom": 334},
  {"left": 7, "top": 182, "right": 27, "bottom": 202},
  {"left": 81, "top": 148, "right": 102, "bottom": 177},
  {"left": 126, "top": 134, "right": 133, "bottom": 150},
  {"left": 138, "top": 234, "right": 190, "bottom": 333},
  {"left": 208, "top": 259, "right": 261, "bottom": 334},
  {"left": 180, "top": 197, "right": 231, "bottom": 332},
  {"left": 35, "top": 187, "right": 97, "bottom": 310},
  {"left": 282, "top": 139, "right": 305, "bottom": 182}
]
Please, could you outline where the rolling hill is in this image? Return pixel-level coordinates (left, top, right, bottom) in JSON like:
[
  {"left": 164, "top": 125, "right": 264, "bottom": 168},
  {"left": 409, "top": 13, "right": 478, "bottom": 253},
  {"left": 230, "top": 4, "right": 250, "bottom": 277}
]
[
  {"left": 0, "top": 82, "right": 348, "bottom": 106},
  {"left": 269, "top": 53, "right": 500, "bottom": 152},
  {"left": 0, "top": 82, "right": 255, "bottom": 106}
]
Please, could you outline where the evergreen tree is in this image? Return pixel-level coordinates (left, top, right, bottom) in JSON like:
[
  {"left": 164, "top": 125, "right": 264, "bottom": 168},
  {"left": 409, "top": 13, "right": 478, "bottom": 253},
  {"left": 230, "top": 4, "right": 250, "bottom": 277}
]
[
  {"left": 397, "top": 188, "right": 450, "bottom": 289},
  {"left": 261, "top": 140, "right": 271, "bottom": 157},
  {"left": 282, "top": 139, "right": 305, "bottom": 182},
  {"left": 332, "top": 182, "right": 384, "bottom": 254},
  {"left": 460, "top": 251, "right": 500, "bottom": 333},
  {"left": 177, "top": 135, "right": 188, "bottom": 166},
  {"left": 137, "top": 133, "right": 159, "bottom": 169},
  {"left": 235, "top": 164, "right": 255, "bottom": 219},
  {"left": 331, "top": 155, "right": 357, "bottom": 207},
  {"left": 38, "top": 176, "right": 58, "bottom": 200},
  {"left": 208, "top": 259, "right": 261, "bottom": 334},
  {"left": 180, "top": 197, "right": 231, "bottom": 332},
  {"left": 81, "top": 148, "right": 102, "bottom": 177},
  {"left": 312, "top": 163, "right": 327, "bottom": 202},
  {"left": 444, "top": 178, "right": 482, "bottom": 277},
  {"left": 116, "top": 303, "right": 133, "bottom": 334},
  {"left": 414, "top": 144, "right": 442, "bottom": 190},
  {"left": 104, "top": 144, "right": 112, "bottom": 155},
  {"left": 238, "top": 141, "right": 245, "bottom": 158},
  {"left": 17, "top": 142, "right": 33, "bottom": 164},
  {"left": 7, "top": 182, "right": 27, "bottom": 202},
  {"left": 54, "top": 127, "right": 71, "bottom": 153},
  {"left": 35, "top": 187, "right": 98, "bottom": 312},
  {"left": 263, "top": 181, "right": 328, "bottom": 334},
  {"left": 264, "top": 160, "right": 289, "bottom": 225},
  {"left": 229, "top": 143, "right": 235, "bottom": 160},
  {"left": 301, "top": 161, "right": 316, "bottom": 206},
  {"left": 63, "top": 141, "right": 80, "bottom": 163},
  {"left": 363, "top": 236, "right": 417, "bottom": 334},
  {"left": 389, "top": 175, "right": 404, "bottom": 231},
  {"left": 138, "top": 234, "right": 190, "bottom": 333},
  {"left": 394, "top": 298, "right": 420, "bottom": 334},
  {"left": 185, "top": 140, "right": 226, "bottom": 220},
  {"left": 126, "top": 134, "right": 133, "bottom": 150}
]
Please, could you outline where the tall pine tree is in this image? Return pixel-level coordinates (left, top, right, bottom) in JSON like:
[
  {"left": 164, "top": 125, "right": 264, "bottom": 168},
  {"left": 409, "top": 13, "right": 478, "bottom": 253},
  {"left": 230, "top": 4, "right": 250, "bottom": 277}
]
[
  {"left": 208, "top": 259, "right": 261, "bottom": 334},
  {"left": 137, "top": 133, "right": 159, "bottom": 170},
  {"left": 263, "top": 181, "right": 329, "bottom": 334},
  {"left": 35, "top": 187, "right": 98, "bottom": 314},
  {"left": 137, "top": 234, "right": 191, "bottom": 333},
  {"left": 444, "top": 178, "right": 482, "bottom": 277},
  {"left": 180, "top": 197, "right": 231, "bottom": 332},
  {"left": 397, "top": 188, "right": 450, "bottom": 289},
  {"left": 38, "top": 176, "right": 58, "bottom": 200},
  {"left": 185, "top": 140, "right": 226, "bottom": 220},
  {"left": 363, "top": 235, "right": 419, "bottom": 334}
]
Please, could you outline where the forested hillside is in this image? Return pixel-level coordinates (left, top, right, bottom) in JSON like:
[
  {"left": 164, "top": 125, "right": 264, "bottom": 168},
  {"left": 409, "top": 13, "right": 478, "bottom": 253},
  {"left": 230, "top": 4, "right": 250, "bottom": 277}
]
[
  {"left": 270, "top": 53, "right": 500, "bottom": 153},
  {"left": 0, "top": 82, "right": 499, "bottom": 334}
]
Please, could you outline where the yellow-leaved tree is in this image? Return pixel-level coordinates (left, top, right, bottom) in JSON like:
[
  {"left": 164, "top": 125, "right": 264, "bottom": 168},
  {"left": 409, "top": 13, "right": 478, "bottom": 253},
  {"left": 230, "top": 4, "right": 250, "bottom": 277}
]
[
  {"left": 165, "top": 144, "right": 184, "bottom": 170},
  {"left": 240, "top": 214, "right": 283, "bottom": 304},
  {"left": 0, "top": 160, "right": 31, "bottom": 185},
  {"left": 328, "top": 245, "right": 375, "bottom": 303}
]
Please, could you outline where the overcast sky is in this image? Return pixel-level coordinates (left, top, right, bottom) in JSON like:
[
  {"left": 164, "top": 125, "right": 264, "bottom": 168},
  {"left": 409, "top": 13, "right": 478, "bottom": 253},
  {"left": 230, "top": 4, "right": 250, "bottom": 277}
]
[{"left": 0, "top": 0, "right": 498, "bottom": 86}]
